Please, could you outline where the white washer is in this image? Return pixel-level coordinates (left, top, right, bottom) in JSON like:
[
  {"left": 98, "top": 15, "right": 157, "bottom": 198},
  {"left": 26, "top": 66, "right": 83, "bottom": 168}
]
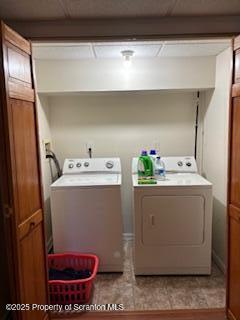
[
  {"left": 51, "top": 158, "right": 123, "bottom": 272},
  {"left": 132, "top": 156, "right": 213, "bottom": 275}
]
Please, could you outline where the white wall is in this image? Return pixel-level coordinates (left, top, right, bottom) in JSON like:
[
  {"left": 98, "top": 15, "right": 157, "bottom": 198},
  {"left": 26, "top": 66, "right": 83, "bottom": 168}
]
[
  {"left": 36, "top": 95, "right": 54, "bottom": 250},
  {"left": 34, "top": 57, "right": 216, "bottom": 93},
  {"left": 35, "top": 50, "right": 231, "bottom": 259},
  {"left": 201, "top": 48, "right": 232, "bottom": 272},
  {"left": 49, "top": 92, "right": 197, "bottom": 233}
]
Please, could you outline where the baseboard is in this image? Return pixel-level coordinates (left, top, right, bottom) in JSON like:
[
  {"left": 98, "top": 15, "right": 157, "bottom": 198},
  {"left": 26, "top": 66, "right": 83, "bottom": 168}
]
[
  {"left": 123, "top": 233, "right": 134, "bottom": 241},
  {"left": 47, "top": 235, "right": 53, "bottom": 253},
  {"left": 212, "top": 250, "right": 226, "bottom": 274},
  {"left": 51, "top": 308, "right": 225, "bottom": 319}
]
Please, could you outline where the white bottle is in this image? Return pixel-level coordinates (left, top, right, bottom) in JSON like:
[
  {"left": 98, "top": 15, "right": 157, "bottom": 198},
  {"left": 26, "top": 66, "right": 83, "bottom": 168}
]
[{"left": 155, "top": 156, "right": 166, "bottom": 180}]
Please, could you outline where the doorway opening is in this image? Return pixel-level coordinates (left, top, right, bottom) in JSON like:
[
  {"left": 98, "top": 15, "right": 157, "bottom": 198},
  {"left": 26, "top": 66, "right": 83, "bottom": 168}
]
[{"left": 32, "top": 38, "right": 232, "bottom": 313}]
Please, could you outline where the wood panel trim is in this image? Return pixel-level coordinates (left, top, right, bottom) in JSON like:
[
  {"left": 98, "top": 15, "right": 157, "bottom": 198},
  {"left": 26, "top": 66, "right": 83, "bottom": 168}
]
[
  {"left": 232, "top": 84, "right": 240, "bottom": 97},
  {"left": 228, "top": 308, "right": 237, "bottom": 320},
  {"left": 234, "top": 35, "right": 240, "bottom": 51},
  {"left": 8, "top": 81, "right": 35, "bottom": 102},
  {"left": 2, "top": 22, "right": 31, "bottom": 55},
  {"left": 18, "top": 209, "right": 43, "bottom": 240},
  {"left": 51, "top": 309, "right": 225, "bottom": 320},
  {"left": 227, "top": 36, "right": 240, "bottom": 319},
  {"left": 6, "top": 41, "right": 32, "bottom": 87},
  {"left": 229, "top": 204, "right": 240, "bottom": 223}
]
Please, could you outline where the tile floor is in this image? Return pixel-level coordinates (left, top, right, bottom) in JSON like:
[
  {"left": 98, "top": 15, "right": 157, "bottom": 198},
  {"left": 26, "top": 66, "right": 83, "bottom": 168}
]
[{"left": 92, "top": 241, "right": 226, "bottom": 311}]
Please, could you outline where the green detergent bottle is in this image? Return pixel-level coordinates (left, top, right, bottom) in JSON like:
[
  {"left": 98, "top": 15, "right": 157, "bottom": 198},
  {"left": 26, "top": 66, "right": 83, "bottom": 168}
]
[{"left": 138, "top": 150, "right": 156, "bottom": 184}]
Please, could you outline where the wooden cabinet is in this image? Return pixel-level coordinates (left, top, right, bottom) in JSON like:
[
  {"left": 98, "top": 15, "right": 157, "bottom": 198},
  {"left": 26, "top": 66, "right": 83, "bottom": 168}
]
[
  {"left": 227, "top": 35, "right": 240, "bottom": 320},
  {"left": 0, "top": 22, "right": 49, "bottom": 320}
]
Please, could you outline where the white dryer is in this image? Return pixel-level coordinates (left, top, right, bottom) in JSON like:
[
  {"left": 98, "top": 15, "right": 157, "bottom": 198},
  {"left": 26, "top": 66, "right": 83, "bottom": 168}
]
[
  {"left": 132, "top": 156, "right": 213, "bottom": 275},
  {"left": 51, "top": 158, "right": 123, "bottom": 272}
]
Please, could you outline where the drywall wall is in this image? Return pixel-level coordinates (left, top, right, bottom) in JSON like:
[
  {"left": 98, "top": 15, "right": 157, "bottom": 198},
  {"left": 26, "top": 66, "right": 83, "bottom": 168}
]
[
  {"left": 201, "top": 47, "right": 232, "bottom": 272},
  {"left": 36, "top": 95, "right": 54, "bottom": 250},
  {"left": 34, "top": 56, "right": 216, "bottom": 93},
  {"left": 49, "top": 91, "right": 197, "bottom": 234}
]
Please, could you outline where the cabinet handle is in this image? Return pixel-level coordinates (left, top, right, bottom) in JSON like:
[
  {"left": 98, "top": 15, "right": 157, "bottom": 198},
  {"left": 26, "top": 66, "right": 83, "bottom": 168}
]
[{"left": 150, "top": 214, "right": 155, "bottom": 227}]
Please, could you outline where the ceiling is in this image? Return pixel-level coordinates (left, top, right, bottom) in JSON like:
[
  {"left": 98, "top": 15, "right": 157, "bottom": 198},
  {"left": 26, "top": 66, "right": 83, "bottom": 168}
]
[
  {"left": 32, "top": 39, "right": 231, "bottom": 60},
  {"left": 1, "top": 0, "right": 240, "bottom": 20}
]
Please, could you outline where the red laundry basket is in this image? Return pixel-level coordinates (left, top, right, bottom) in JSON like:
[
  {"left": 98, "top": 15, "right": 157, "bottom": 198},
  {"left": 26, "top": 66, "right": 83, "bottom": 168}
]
[{"left": 48, "top": 253, "right": 99, "bottom": 305}]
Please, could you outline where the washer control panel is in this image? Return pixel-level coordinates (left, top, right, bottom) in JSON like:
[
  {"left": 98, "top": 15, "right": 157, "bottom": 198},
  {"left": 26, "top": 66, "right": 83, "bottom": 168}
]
[
  {"left": 161, "top": 156, "right": 198, "bottom": 173},
  {"left": 63, "top": 158, "right": 121, "bottom": 174}
]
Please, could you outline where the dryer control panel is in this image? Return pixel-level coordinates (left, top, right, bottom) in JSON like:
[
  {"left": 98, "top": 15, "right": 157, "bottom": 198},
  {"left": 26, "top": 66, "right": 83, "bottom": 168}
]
[
  {"left": 161, "top": 156, "right": 198, "bottom": 173},
  {"left": 62, "top": 158, "right": 121, "bottom": 175}
]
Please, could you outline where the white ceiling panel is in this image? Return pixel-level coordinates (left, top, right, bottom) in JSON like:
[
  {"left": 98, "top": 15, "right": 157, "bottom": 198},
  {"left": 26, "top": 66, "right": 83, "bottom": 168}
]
[
  {"left": 60, "top": 0, "right": 177, "bottom": 18},
  {"left": 160, "top": 42, "right": 230, "bottom": 57},
  {"left": 0, "top": 0, "right": 65, "bottom": 20},
  {"left": 32, "top": 44, "right": 94, "bottom": 60},
  {"left": 93, "top": 42, "right": 162, "bottom": 58},
  {"left": 32, "top": 39, "right": 231, "bottom": 60},
  {"left": 172, "top": 0, "right": 240, "bottom": 16}
]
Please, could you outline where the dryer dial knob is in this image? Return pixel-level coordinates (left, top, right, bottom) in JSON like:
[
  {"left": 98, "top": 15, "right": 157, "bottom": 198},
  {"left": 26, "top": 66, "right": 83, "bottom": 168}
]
[
  {"left": 186, "top": 162, "right": 192, "bottom": 167},
  {"left": 106, "top": 161, "right": 114, "bottom": 169},
  {"left": 68, "top": 163, "right": 74, "bottom": 169},
  {"left": 76, "top": 162, "right": 81, "bottom": 168},
  {"left": 177, "top": 161, "right": 183, "bottom": 167},
  {"left": 84, "top": 162, "right": 89, "bottom": 167}
]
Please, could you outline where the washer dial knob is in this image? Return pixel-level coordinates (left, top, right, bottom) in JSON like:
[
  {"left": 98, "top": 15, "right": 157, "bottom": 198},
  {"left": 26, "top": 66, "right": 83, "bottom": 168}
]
[
  {"left": 186, "top": 162, "right": 192, "bottom": 167},
  {"left": 84, "top": 162, "right": 89, "bottom": 167},
  {"left": 106, "top": 161, "right": 114, "bottom": 169},
  {"left": 68, "top": 163, "right": 74, "bottom": 169},
  {"left": 76, "top": 162, "right": 81, "bottom": 168}
]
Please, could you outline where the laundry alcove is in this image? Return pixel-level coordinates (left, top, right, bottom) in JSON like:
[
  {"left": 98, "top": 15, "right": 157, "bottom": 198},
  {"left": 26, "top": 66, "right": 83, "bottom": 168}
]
[{"left": 33, "top": 39, "right": 232, "bottom": 311}]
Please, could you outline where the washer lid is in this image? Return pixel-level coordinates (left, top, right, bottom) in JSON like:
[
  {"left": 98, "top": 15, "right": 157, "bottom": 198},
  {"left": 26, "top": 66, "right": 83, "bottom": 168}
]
[
  {"left": 132, "top": 173, "right": 212, "bottom": 187},
  {"left": 51, "top": 173, "right": 121, "bottom": 188}
]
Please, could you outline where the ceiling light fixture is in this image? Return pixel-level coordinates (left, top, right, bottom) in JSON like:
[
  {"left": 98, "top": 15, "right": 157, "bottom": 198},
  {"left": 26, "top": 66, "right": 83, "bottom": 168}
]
[{"left": 121, "top": 50, "right": 134, "bottom": 68}]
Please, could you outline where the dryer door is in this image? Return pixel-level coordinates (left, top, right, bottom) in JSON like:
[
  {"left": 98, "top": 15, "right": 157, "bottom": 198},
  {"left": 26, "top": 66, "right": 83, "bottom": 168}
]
[{"left": 142, "top": 195, "right": 205, "bottom": 246}]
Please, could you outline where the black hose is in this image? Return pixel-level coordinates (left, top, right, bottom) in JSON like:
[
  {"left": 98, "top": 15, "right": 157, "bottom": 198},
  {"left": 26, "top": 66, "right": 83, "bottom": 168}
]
[{"left": 46, "top": 150, "right": 62, "bottom": 178}]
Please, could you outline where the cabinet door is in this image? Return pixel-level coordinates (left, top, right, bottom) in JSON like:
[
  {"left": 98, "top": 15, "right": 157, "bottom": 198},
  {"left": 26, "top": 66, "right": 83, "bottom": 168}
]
[
  {"left": 0, "top": 22, "right": 49, "bottom": 320},
  {"left": 228, "top": 206, "right": 240, "bottom": 319},
  {"left": 227, "top": 35, "right": 240, "bottom": 320}
]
